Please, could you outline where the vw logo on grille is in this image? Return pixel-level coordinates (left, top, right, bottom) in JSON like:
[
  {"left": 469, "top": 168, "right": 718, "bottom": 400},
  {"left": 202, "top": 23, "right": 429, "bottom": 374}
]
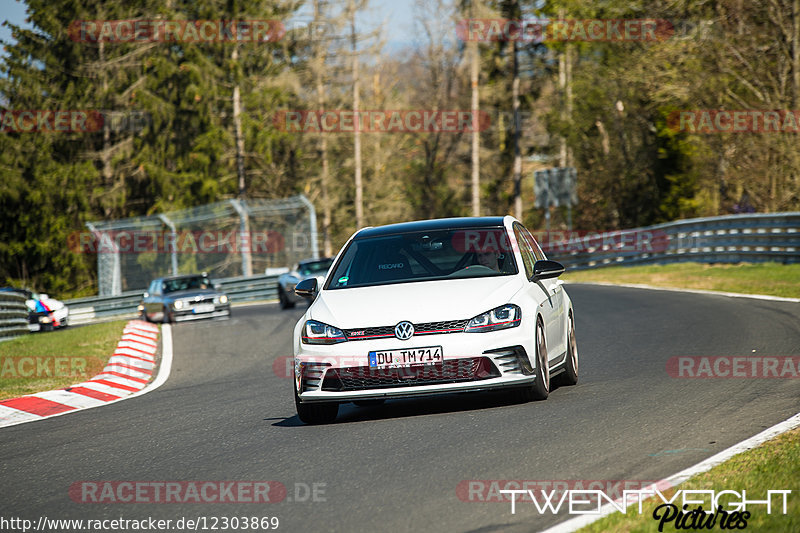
[{"left": 394, "top": 321, "right": 415, "bottom": 340}]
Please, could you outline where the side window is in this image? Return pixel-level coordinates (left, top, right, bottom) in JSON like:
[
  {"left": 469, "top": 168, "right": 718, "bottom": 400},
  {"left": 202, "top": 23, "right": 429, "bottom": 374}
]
[
  {"left": 522, "top": 227, "right": 547, "bottom": 261},
  {"left": 513, "top": 224, "right": 536, "bottom": 279}
]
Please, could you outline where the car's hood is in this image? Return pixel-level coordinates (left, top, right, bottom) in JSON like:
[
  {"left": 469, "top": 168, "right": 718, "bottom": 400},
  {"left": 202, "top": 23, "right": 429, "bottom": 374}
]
[
  {"left": 163, "top": 288, "right": 219, "bottom": 300},
  {"left": 311, "top": 276, "right": 524, "bottom": 328}
]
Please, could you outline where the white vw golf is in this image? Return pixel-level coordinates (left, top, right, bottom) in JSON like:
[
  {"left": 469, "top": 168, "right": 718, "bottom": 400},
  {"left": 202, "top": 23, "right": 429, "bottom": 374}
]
[{"left": 291, "top": 216, "right": 578, "bottom": 424}]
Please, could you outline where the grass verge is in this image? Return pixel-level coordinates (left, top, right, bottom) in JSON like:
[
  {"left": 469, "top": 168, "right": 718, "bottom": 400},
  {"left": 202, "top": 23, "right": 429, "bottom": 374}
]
[
  {"left": 562, "top": 262, "right": 800, "bottom": 298},
  {"left": 578, "top": 427, "right": 800, "bottom": 532},
  {"left": 0, "top": 321, "right": 129, "bottom": 401}
]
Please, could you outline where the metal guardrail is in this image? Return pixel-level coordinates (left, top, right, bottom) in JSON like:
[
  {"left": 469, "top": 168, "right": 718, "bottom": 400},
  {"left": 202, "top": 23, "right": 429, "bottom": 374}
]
[
  {"left": 63, "top": 212, "right": 800, "bottom": 324},
  {"left": 545, "top": 212, "right": 800, "bottom": 270},
  {"left": 0, "top": 292, "right": 30, "bottom": 341},
  {"left": 65, "top": 275, "right": 280, "bottom": 325}
]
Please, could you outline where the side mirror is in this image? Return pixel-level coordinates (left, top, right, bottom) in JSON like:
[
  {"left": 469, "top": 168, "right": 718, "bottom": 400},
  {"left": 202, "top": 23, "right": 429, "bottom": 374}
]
[
  {"left": 294, "top": 278, "right": 318, "bottom": 299},
  {"left": 531, "top": 260, "right": 565, "bottom": 282},
  {"left": 143, "top": 291, "right": 150, "bottom": 298}
]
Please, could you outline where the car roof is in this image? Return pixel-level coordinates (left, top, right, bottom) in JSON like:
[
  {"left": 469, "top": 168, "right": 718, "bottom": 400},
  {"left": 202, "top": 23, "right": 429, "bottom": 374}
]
[
  {"left": 298, "top": 257, "right": 333, "bottom": 265},
  {"left": 155, "top": 273, "right": 210, "bottom": 282},
  {"left": 354, "top": 216, "right": 508, "bottom": 239}
]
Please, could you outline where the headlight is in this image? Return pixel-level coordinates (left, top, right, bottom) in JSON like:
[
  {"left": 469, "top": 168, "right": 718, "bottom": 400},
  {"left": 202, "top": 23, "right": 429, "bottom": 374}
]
[
  {"left": 218, "top": 294, "right": 228, "bottom": 304},
  {"left": 173, "top": 300, "right": 184, "bottom": 310},
  {"left": 302, "top": 320, "right": 347, "bottom": 345},
  {"left": 465, "top": 304, "right": 521, "bottom": 333}
]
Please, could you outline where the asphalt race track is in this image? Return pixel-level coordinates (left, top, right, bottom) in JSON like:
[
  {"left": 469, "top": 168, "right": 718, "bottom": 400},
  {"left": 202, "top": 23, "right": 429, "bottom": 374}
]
[{"left": 1, "top": 284, "right": 798, "bottom": 532}]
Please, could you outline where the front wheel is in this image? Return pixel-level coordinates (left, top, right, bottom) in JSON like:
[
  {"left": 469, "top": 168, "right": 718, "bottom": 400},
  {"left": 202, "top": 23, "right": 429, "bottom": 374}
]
[
  {"left": 510, "top": 319, "right": 549, "bottom": 402},
  {"left": 278, "top": 286, "right": 295, "bottom": 309},
  {"left": 295, "top": 388, "right": 338, "bottom": 424}
]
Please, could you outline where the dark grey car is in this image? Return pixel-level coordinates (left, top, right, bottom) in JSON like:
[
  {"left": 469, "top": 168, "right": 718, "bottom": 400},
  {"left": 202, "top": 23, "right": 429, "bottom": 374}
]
[
  {"left": 277, "top": 257, "right": 333, "bottom": 309},
  {"left": 139, "top": 274, "right": 231, "bottom": 323}
]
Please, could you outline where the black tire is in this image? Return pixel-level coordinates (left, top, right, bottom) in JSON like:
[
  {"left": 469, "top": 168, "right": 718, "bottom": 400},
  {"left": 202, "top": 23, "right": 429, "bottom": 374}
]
[
  {"left": 555, "top": 312, "right": 579, "bottom": 386},
  {"left": 353, "top": 399, "right": 385, "bottom": 407},
  {"left": 510, "top": 319, "right": 549, "bottom": 402},
  {"left": 295, "top": 388, "right": 338, "bottom": 424},
  {"left": 162, "top": 306, "right": 173, "bottom": 324},
  {"left": 278, "top": 286, "right": 295, "bottom": 309}
]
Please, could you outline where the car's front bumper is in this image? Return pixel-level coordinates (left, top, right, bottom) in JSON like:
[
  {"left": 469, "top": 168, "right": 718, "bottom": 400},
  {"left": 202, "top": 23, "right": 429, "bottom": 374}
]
[
  {"left": 297, "top": 373, "right": 536, "bottom": 403},
  {"left": 294, "top": 327, "right": 538, "bottom": 403},
  {"left": 173, "top": 305, "right": 231, "bottom": 322}
]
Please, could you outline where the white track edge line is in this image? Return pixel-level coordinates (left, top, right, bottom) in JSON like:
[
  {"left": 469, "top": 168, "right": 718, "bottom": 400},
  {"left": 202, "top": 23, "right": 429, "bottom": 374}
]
[
  {"left": 539, "top": 410, "right": 800, "bottom": 533},
  {"left": 0, "top": 324, "right": 173, "bottom": 429},
  {"left": 563, "top": 281, "right": 800, "bottom": 303}
]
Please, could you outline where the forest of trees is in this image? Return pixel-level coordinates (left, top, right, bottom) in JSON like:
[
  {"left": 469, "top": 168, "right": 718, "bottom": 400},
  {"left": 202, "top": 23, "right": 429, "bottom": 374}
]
[{"left": 2, "top": 0, "right": 799, "bottom": 296}]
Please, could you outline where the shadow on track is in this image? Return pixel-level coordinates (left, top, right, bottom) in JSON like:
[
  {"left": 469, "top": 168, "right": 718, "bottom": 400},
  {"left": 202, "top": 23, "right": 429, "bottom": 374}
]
[{"left": 267, "top": 385, "right": 572, "bottom": 427}]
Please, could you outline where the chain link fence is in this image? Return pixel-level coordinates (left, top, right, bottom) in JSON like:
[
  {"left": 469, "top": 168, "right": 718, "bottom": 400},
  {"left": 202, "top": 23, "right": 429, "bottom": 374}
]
[{"left": 81, "top": 196, "right": 318, "bottom": 295}]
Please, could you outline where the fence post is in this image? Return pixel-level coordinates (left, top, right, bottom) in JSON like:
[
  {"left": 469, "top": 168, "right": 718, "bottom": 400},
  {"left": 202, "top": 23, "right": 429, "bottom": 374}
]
[
  {"left": 297, "top": 194, "right": 320, "bottom": 259},
  {"left": 158, "top": 214, "right": 179, "bottom": 276},
  {"left": 229, "top": 199, "right": 253, "bottom": 277}
]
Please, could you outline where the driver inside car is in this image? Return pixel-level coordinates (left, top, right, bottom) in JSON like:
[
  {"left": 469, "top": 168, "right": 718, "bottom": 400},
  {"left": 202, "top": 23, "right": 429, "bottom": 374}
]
[{"left": 475, "top": 251, "right": 500, "bottom": 271}]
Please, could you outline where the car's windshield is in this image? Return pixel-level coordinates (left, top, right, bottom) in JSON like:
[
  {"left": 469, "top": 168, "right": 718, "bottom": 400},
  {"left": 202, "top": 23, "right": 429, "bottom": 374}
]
[
  {"left": 163, "top": 276, "right": 211, "bottom": 293},
  {"left": 327, "top": 227, "right": 517, "bottom": 290},
  {"left": 298, "top": 258, "right": 333, "bottom": 276}
]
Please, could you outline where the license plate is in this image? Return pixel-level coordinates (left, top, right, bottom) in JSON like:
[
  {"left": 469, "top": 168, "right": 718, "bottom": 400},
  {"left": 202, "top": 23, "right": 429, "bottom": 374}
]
[
  {"left": 368, "top": 346, "right": 443, "bottom": 369},
  {"left": 192, "top": 303, "right": 215, "bottom": 314}
]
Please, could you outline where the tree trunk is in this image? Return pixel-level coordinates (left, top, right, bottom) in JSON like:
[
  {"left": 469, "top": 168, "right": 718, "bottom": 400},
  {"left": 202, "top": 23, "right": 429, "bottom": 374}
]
[{"left": 350, "top": 1, "right": 364, "bottom": 229}]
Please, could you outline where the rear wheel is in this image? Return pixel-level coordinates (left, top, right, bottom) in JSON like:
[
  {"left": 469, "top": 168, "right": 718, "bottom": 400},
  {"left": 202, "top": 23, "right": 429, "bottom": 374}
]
[
  {"left": 162, "top": 306, "right": 173, "bottom": 324},
  {"left": 295, "top": 388, "right": 338, "bottom": 424},
  {"left": 555, "top": 312, "right": 578, "bottom": 386}
]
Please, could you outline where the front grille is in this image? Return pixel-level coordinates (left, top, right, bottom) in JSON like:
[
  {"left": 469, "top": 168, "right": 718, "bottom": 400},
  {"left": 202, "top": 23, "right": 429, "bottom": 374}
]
[
  {"left": 320, "top": 357, "right": 499, "bottom": 391},
  {"left": 344, "top": 319, "right": 470, "bottom": 341}
]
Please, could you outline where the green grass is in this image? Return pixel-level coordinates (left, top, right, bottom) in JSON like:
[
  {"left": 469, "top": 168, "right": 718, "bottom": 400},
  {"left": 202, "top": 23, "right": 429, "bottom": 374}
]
[
  {"left": 563, "top": 262, "right": 800, "bottom": 298},
  {"left": 0, "top": 321, "right": 132, "bottom": 400},
  {"left": 578, "top": 427, "right": 800, "bottom": 532}
]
